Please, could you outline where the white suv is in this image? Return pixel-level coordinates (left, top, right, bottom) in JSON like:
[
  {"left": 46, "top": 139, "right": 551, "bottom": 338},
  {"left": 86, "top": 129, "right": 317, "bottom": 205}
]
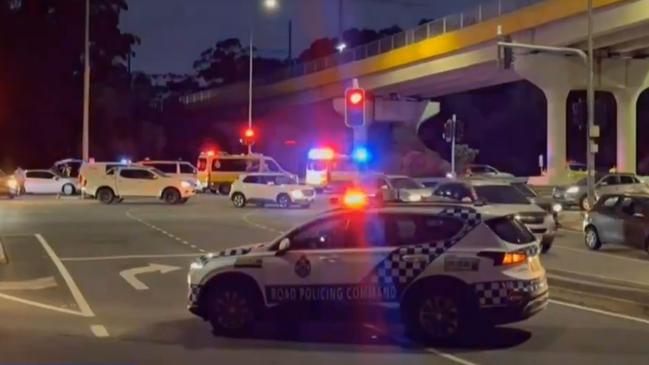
[
  {"left": 187, "top": 203, "right": 548, "bottom": 342},
  {"left": 84, "top": 166, "right": 196, "bottom": 204},
  {"left": 229, "top": 173, "right": 316, "bottom": 208}
]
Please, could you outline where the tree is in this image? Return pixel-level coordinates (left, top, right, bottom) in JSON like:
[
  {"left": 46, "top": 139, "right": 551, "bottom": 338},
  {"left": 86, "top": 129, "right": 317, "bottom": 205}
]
[
  {"left": 0, "top": 0, "right": 141, "bottom": 167},
  {"left": 454, "top": 144, "right": 479, "bottom": 174}
]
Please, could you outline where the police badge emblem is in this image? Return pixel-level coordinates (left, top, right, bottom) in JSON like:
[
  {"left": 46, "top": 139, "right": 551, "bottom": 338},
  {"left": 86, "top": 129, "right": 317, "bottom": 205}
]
[{"left": 294, "top": 255, "right": 311, "bottom": 278}]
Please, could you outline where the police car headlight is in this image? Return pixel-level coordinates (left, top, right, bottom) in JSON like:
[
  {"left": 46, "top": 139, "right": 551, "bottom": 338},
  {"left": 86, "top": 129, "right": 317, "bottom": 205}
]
[
  {"left": 552, "top": 203, "right": 563, "bottom": 213},
  {"left": 290, "top": 190, "right": 304, "bottom": 199},
  {"left": 566, "top": 186, "right": 579, "bottom": 194},
  {"left": 181, "top": 181, "right": 192, "bottom": 189}
]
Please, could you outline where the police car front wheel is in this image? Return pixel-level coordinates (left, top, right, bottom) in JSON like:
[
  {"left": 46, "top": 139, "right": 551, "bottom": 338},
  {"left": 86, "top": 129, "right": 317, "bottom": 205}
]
[{"left": 206, "top": 286, "right": 259, "bottom": 337}]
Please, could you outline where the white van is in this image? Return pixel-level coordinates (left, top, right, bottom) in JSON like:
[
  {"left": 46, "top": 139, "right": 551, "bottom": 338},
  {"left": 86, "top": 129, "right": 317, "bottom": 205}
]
[
  {"left": 138, "top": 160, "right": 198, "bottom": 187},
  {"left": 196, "top": 152, "right": 293, "bottom": 195}
]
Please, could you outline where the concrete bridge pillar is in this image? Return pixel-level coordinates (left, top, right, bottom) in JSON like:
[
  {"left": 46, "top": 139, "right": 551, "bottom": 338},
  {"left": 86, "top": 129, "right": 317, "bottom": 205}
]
[
  {"left": 601, "top": 59, "right": 649, "bottom": 173},
  {"left": 515, "top": 54, "right": 586, "bottom": 185}
]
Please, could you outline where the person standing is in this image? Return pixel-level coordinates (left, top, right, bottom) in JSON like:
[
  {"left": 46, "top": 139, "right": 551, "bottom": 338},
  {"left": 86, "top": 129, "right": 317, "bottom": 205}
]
[{"left": 13, "top": 167, "right": 25, "bottom": 195}]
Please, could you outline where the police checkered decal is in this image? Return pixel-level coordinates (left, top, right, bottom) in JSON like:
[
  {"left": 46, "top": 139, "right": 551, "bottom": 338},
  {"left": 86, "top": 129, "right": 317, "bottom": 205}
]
[
  {"left": 364, "top": 207, "right": 482, "bottom": 291},
  {"left": 215, "top": 247, "right": 252, "bottom": 257},
  {"left": 473, "top": 278, "right": 547, "bottom": 307}
]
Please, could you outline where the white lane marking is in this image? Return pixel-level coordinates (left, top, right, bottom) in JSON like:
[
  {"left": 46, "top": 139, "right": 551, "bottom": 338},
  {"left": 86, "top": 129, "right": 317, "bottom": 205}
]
[
  {"left": 125, "top": 209, "right": 205, "bottom": 253},
  {"left": 0, "top": 276, "right": 57, "bottom": 290},
  {"left": 553, "top": 244, "right": 649, "bottom": 264},
  {"left": 90, "top": 324, "right": 110, "bottom": 338},
  {"left": 547, "top": 269, "right": 649, "bottom": 289},
  {"left": 35, "top": 234, "right": 95, "bottom": 317},
  {"left": 61, "top": 253, "right": 201, "bottom": 262},
  {"left": 0, "top": 292, "right": 90, "bottom": 317},
  {"left": 362, "top": 324, "right": 479, "bottom": 365},
  {"left": 119, "top": 263, "right": 181, "bottom": 290},
  {"left": 550, "top": 299, "right": 649, "bottom": 326},
  {"left": 242, "top": 210, "right": 285, "bottom": 234}
]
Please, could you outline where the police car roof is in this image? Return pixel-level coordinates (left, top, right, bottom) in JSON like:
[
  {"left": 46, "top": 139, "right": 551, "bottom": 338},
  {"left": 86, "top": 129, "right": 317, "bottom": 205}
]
[{"left": 326, "top": 202, "right": 507, "bottom": 220}]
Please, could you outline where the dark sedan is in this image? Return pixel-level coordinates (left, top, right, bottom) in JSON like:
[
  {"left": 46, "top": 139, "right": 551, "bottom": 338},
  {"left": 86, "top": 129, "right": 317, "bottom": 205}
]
[{"left": 583, "top": 194, "right": 649, "bottom": 254}]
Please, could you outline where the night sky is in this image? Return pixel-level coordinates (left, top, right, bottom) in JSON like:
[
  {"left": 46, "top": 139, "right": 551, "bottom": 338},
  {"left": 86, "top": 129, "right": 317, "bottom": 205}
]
[{"left": 120, "top": 0, "right": 482, "bottom": 74}]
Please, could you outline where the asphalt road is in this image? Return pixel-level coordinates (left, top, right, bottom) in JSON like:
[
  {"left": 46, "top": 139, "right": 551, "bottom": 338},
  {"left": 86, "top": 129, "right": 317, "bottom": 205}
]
[{"left": 0, "top": 194, "right": 648, "bottom": 364}]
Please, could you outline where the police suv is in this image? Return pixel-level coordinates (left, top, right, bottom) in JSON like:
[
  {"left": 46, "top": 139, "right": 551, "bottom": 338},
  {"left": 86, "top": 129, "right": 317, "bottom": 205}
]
[{"left": 187, "top": 203, "right": 548, "bottom": 342}]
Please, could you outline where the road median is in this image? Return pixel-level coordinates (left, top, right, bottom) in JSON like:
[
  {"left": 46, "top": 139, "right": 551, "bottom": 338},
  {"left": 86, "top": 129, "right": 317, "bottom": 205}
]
[{"left": 548, "top": 268, "right": 649, "bottom": 319}]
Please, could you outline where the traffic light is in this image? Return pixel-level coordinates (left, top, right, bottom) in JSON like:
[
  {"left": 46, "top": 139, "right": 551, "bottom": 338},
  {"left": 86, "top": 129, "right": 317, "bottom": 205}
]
[
  {"left": 241, "top": 127, "right": 256, "bottom": 146},
  {"left": 344, "top": 87, "right": 366, "bottom": 127}
]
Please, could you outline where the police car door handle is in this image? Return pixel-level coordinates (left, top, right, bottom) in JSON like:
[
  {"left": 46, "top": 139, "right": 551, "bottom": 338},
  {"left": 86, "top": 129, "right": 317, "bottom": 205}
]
[{"left": 401, "top": 254, "right": 428, "bottom": 263}]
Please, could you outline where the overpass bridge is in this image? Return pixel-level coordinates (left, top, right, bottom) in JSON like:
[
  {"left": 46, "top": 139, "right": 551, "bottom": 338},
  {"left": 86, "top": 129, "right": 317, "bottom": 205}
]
[{"left": 183, "top": 0, "right": 649, "bottom": 184}]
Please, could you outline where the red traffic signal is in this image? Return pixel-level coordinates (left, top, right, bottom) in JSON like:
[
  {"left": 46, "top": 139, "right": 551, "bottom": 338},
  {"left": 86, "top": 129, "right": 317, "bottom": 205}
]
[
  {"left": 344, "top": 87, "right": 366, "bottom": 127},
  {"left": 241, "top": 127, "right": 256, "bottom": 146}
]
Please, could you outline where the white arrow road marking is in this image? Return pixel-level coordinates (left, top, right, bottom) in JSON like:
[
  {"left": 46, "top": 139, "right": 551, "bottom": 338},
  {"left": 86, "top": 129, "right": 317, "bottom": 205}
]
[
  {"left": 119, "top": 263, "right": 181, "bottom": 290},
  {"left": 0, "top": 276, "right": 57, "bottom": 290}
]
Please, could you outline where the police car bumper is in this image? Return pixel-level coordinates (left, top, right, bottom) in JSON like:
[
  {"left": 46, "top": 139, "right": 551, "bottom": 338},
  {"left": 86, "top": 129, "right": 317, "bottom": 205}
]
[
  {"left": 474, "top": 277, "right": 549, "bottom": 325},
  {"left": 188, "top": 284, "right": 205, "bottom": 318}
]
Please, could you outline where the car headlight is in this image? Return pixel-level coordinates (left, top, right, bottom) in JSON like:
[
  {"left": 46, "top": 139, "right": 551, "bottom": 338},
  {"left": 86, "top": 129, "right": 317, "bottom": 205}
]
[
  {"left": 552, "top": 203, "right": 563, "bottom": 213},
  {"left": 6, "top": 179, "right": 17, "bottom": 189},
  {"left": 181, "top": 181, "right": 192, "bottom": 188},
  {"left": 290, "top": 190, "right": 304, "bottom": 199},
  {"left": 190, "top": 261, "right": 204, "bottom": 270},
  {"left": 566, "top": 186, "right": 579, "bottom": 194}
]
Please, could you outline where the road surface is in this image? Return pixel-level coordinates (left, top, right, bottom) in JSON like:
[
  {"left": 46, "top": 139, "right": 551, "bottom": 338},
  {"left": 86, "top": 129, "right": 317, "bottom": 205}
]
[{"left": 0, "top": 195, "right": 648, "bottom": 364}]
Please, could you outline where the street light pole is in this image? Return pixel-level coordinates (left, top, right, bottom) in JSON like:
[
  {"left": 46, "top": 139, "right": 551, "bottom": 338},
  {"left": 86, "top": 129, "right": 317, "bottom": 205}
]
[
  {"left": 586, "top": 0, "right": 596, "bottom": 208},
  {"left": 248, "top": 29, "right": 254, "bottom": 155},
  {"left": 82, "top": 0, "right": 90, "bottom": 161}
]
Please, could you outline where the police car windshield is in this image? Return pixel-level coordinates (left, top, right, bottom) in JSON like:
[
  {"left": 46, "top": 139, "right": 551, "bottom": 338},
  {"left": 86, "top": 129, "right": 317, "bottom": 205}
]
[
  {"left": 486, "top": 216, "right": 535, "bottom": 244},
  {"left": 389, "top": 177, "right": 423, "bottom": 189},
  {"left": 474, "top": 185, "right": 531, "bottom": 205}
]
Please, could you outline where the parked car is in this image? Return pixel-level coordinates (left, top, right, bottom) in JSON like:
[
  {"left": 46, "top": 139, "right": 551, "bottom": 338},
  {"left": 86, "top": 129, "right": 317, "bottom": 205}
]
[
  {"left": 512, "top": 182, "right": 562, "bottom": 227},
  {"left": 429, "top": 179, "right": 556, "bottom": 253},
  {"left": 583, "top": 194, "right": 649, "bottom": 254},
  {"left": 553, "top": 173, "right": 649, "bottom": 210},
  {"left": 0, "top": 170, "right": 19, "bottom": 198},
  {"left": 229, "top": 173, "right": 315, "bottom": 208},
  {"left": 83, "top": 166, "right": 195, "bottom": 204},
  {"left": 23, "top": 169, "right": 78, "bottom": 195},
  {"left": 357, "top": 174, "right": 433, "bottom": 203}
]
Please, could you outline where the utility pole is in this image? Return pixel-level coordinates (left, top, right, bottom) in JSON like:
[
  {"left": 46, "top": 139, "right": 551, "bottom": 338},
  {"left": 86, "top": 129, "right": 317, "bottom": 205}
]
[
  {"left": 288, "top": 20, "right": 293, "bottom": 61},
  {"left": 586, "top": 0, "right": 596, "bottom": 209},
  {"left": 82, "top": 0, "right": 90, "bottom": 161},
  {"left": 248, "top": 30, "right": 254, "bottom": 155}
]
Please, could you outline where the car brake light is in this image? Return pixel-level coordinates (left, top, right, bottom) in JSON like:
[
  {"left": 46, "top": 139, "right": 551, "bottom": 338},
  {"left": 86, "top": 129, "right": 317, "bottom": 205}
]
[
  {"left": 478, "top": 251, "right": 528, "bottom": 266},
  {"left": 342, "top": 189, "right": 368, "bottom": 208}
]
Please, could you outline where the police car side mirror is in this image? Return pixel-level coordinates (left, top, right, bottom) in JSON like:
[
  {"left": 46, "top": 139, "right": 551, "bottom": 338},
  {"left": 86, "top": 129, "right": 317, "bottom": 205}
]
[{"left": 277, "top": 238, "right": 291, "bottom": 254}]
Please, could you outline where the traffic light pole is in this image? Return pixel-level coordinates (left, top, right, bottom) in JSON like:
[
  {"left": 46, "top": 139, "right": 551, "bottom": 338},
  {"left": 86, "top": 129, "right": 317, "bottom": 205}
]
[
  {"left": 497, "top": 39, "right": 596, "bottom": 206},
  {"left": 450, "top": 115, "right": 457, "bottom": 177}
]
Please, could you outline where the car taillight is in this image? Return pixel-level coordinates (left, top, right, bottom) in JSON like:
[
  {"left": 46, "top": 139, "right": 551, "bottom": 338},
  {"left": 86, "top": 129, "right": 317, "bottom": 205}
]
[
  {"left": 478, "top": 251, "right": 528, "bottom": 266},
  {"left": 342, "top": 189, "right": 368, "bottom": 209}
]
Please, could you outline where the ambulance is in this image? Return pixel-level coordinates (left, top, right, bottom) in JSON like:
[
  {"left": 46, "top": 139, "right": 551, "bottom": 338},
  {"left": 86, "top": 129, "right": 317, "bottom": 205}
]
[{"left": 305, "top": 147, "right": 362, "bottom": 191}]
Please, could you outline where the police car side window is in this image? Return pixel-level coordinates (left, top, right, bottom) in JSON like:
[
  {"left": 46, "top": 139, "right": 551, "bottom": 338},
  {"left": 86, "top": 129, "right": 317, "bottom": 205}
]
[
  {"left": 348, "top": 214, "right": 388, "bottom": 247},
  {"left": 388, "top": 214, "right": 464, "bottom": 245},
  {"left": 290, "top": 217, "right": 349, "bottom": 250}
]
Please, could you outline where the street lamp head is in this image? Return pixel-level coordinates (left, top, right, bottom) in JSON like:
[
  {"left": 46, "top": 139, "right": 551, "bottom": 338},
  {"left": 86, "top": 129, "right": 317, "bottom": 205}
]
[
  {"left": 263, "top": 0, "right": 278, "bottom": 10},
  {"left": 336, "top": 42, "right": 347, "bottom": 53}
]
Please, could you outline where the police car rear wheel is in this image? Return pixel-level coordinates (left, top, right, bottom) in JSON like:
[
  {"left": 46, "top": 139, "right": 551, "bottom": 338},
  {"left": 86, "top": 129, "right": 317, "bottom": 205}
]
[
  {"left": 416, "top": 295, "right": 461, "bottom": 341},
  {"left": 232, "top": 193, "right": 246, "bottom": 208},
  {"left": 207, "top": 287, "right": 257, "bottom": 336}
]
